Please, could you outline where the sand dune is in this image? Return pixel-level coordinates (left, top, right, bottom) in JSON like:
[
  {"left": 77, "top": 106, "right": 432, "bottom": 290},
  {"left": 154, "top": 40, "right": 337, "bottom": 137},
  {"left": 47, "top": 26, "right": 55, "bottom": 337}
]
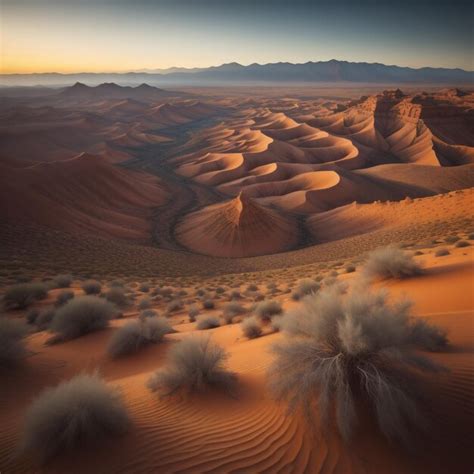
[
  {"left": 175, "top": 193, "right": 298, "bottom": 257},
  {"left": 0, "top": 153, "right": 167, "bottom": 241}
]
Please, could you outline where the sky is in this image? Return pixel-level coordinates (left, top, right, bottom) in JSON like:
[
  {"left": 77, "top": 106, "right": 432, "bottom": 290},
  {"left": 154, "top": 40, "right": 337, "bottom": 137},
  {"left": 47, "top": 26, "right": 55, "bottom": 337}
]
[{"left": 1, "top": 0, "right": 473, "bottom": 73}]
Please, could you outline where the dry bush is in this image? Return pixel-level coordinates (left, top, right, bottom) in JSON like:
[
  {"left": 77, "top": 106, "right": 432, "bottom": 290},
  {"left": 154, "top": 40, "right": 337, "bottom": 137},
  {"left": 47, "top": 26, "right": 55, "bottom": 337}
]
[
  {"left": 147, "top": 337, "right": 237, "bottom": 395},
  {"left": 269, "top": 287, "right": 447, "bottom": 444},
  {"left": 0, "top": 318, "right": 28, "bottom": 367},
  {"left": 188, "top": 304, "right": 200, "bottom": 322},
  {"left": 26, "top": 309, "right": 39, "bottom": 325},
  {"left": 139, "top": 283, "right": 150, "bottom": 293},
  {"left": 166, "top": 299, "right": 183, "bottom": 313},
  {"left": 345, "top": 265, "right": 356, "bottom": 273},
  {"left": 291, "top": 279, "right": 320, "bottom": 301},
  {"left": 36, "top": 308, "right": 56, "bottom": 331},
  {"left": 21, "top": 373, "right": 129, "bottom": 462},
  {"left": 52, "top": 275, "right": 73, "bottom": 289},
  {"left": 444, "top": 235, "right": 460, "bottom": 243},
  {"left": 138, "top": 298, "right": 151, "bottom": 310},
  {"left": 229, "top": 290, "right": 241, "bottom": 300},
  {"left": 254, "top": 299, "right": 282, "bottom": 321},
  {"left": 104, "top": 288, "right": 129, "bottom": 308},
  {"left": 241, "top": 316, "right": 262, "bottom": 339},
  {"left": 364, "top": 246, "right": 422, "bottom": 280},
  {"left": 202, "top": 299, "right": 215, "bottom": 310},
  {"left": 139, "top": 309, "right": 158, "bottom": 319},
  {"left": 81, "top": 280, "right": 101, "bottom": 295},
  {"left": 3, "top": 283, "right": 48, "bottom": 310},
  {"left": 50, "top": 296, "right": 116, "bottom": 341},
  {"left": 434, "top": 247, "right": 450, "bottom": 257},
  {"left": 55, "top": 290, "right": 74, "bottom": 307},
  {"left": 223, "top": 302, "right": 247, "bottom": 317},
  {"left": 196, "top": 315, "right": 220, "bottom": 330},
  {"left": 455, "top": 240, "right": 470, "bottom": 248},
  {"left": 108, "top": 317, "right": 174, "bottom": 358}
]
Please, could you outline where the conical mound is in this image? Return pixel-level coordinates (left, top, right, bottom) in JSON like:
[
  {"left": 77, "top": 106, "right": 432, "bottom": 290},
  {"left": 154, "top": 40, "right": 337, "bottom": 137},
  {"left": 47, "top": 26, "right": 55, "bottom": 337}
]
[{"left": 175, "top": 193, "right": 298, "bottom": 257}]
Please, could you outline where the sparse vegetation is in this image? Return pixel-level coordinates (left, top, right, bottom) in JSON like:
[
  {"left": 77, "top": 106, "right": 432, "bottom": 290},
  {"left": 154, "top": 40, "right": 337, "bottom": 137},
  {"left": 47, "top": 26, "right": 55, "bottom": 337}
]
[
  {"left": 0, "top": 318, "right": 28, "bottom": 367},
  {"left": 269, "top": 287, "right": 447, "bottom": 443},
  {"left": 364, "top": 246, "right": 422, "bottom": 279},
  {"left": 55, "top": 290, "right": 74, "bottom": 307},
  {"left": 21, "top": 373, "right": 130, "bottom": 462},
  {"left": 3, "top": 283, "right": 48, "bottom": 310},
  {"left": 104, "top": 287, "right": 129, "bottom": 308},
  {"left": 241, "top": 316, "right": 262, "bottom": 339},
  {"left": 81, "top": 280, "right": 101, "bottom": 295},
  {"left": 196, "top": 315, "right": 220, "bottom": 330},
  {"left": 202, "top": 299, "right": 215, "bottom": 310},
  {"left": 50, "top": 296, "right": 116, "bottom": 341},
  {"left": 435, "top": 247, "right": 450, "bottom": 257},
  {"left": 455, "top": 240, "right": 470, "bottom": 248},
  {"left": 188, "top": 304, "right": 200, "bottom": 322},
  {"left": 291, "top": 279, "right": 320, "bottom": 301},
  {"left": 166, "top": 299, "right": 183, "bottom": 313},
  {"left": 52, "top": 274, "right": 73, "bottom": 289},
  {"left": 147, "top": 337, "right": 237, "bottom": 395},
  {"left": 36, "top": 308, "right": 56, "bottom": 331},
  {"left": 253, "top": 299, "right": 282, "bottom": 321},
  {"left": 107, "top": 317, "right": 174, "bottom": 358}
]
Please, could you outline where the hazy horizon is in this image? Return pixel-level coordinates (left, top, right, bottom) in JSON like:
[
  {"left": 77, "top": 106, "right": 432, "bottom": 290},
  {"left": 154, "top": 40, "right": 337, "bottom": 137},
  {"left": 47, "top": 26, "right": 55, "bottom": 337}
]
[{"left": 1, "top": 0, "right": 472, "bottom": 74}]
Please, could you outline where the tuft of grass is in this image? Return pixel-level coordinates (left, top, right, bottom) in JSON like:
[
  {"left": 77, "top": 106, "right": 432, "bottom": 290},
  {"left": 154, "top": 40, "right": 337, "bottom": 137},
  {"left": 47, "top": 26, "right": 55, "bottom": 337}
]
[
  {"left": 0, "top": 318, "right": 28, "bottom": 367},
  {"left": 202, "top": 299, "right": 215, "bottom": 310},
  {"left": 50, "top": 296, "right": 116, "bottom": 341},
  {"left": 269, "top": 287, "right": 447, "bottom": 444},
  {"left": 241, "top": 316, "right": 262, "bottom": 339},
  {"left": 105, "top": 288, "right": 129, "bottom": 308},
  {"left": 147, "top": 337, "right": 237, "bottom": 395},
  {"left": 434, "top": 247, "right": 450, "bottom": 257},
  {"left": 52, "top": 274, "right": 73, "bottom": 289},
  {"left": 21, "top": 373, "right": 129, "bottom": 462},
  {"left": 108, "top": 317, "right": 174, "bottom": 358},
  {"left": 55, "top": 290, "right": 74, "bottom": 307},
  {"left": 196, "top": 315, "right": 220, "bottom": 330},
  {"left": 345, "top": 265, "right": 356, "bottom": 273},
  {"left": 364, "top": 246, "right": 422, "bottom": 280},
  {"left": 291, "top": 279, "right": 320, "bottom": 301},
  {"left": 253, "top": 299, "right": 282, "bottom": 321},
  {"left": 454, "top": 240, "right": 470, "bottom": 248},
  {"left": 188, "top": 304, "right": 200, "bottom": 322},
  {"left": 138, "top": 298, "right": 151, "bottom": 310},
  {"left": 81, "top": 280, "right": 101, "bottom": 295},
  {"left": 36, "top": 308, "right": 56, "bottom": 331},
  {"left": 3, "top": 283, "right": 48, "bottom": 310},
  {"left": 166, "top": 299, "right": 183, "bottom": 314}
]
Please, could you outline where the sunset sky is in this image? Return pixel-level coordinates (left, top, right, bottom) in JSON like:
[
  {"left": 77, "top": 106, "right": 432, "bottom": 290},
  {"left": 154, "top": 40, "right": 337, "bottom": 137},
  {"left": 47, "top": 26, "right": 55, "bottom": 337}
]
[{"left": 1, "top": 0, "right": 472, "bottom": 74}]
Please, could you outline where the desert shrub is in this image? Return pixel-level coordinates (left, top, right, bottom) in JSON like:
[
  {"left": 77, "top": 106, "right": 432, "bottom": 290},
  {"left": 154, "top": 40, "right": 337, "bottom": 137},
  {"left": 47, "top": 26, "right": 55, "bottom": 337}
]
[
  {"left": 414, "top": 251, "right": 423, "bottom": 256},
  {"left": 81, "top": 280, "right": 101, "bottom": 295},
  {"left": 215, "top": 287, "right": 225, "bottom": 294},
  {"left": 444, "top": 235, "right": 460, "bottom": 243},
  {"left": 229, "top": 290, "right": 241, "bottom": 300},
  {"left": 104, "top": 288, "right": 129, "bottom": 308},
  {"left": 108, "top": 317, "right": 174, "bottom": 358},
  {"left": 36, "top": 308, "right": 56, "bottom": 331},
  {"left": 166, "top": 299, "right": 183, "bottom": 313},
  {"left": 409, "top": 318, "right": 448, "bottom": 351},
  {"left": 269, "top": 287, "right": 447, "bottom": 443},
  {"left": 138, "top": 298, "right": 151, "bottom": 310},
  {"left": 147, "top": 337, "right": 237, "bottom": 395},
  {"left": 267, "top": 282, "right": 277, "bottom": 290},
  {"left": 50, "top": 296, "right": 116, "bottom": 341},
  {"left": 364, "top": 246, "right": 422, "bottom": 280},
  {"left": 21, "top": 373, "right": 129, "bottom": 462},
  {"left": 345, "top": 265, "right": 356, "bottom": 273},
  {"left": 271, "top": 315, "right": 284, "bottom": 332},
  {"left": 196, "top": 315, "right": 220, "bottom": 330},
  {"left": 202, "top": 299, "right": 215, "bottom": 310},
  {"left": 329, "top": 270, "right": 339, "bottom": 277},
  {"left": 434, "top": 247, "right": 450, "bottom": 257},
  {"left": 247, "top": 284, "right": 258, "bottom": 292},
  {"left": 254, "top": 300, "right": 282, "bottom": 321},
  {"left": 223, "top": 302, "right": 246, "bottom": 317},
  {"left": 0, "top": 318, "right": 28, "bottom": 367},
  {"left": 291, "top": 279, "right": 320, "bottom": 301},
  {"left": 455, "top": 240, "right": 470, "bottom": 248},
  {"left": 253, "top": 292, "right": 265, "bottom": 302},
  {"left": 52, "top": 274, "right": 73, "bottom": 289},
  {"left": 109, "top": 280, "right": 124, "bottom": 288},
  {"left": 55, "top": 290, "right": 74, "bottom": 307},
  {"left": 188, "top": 304, "right": 200, "bottom": 322},
  {"left": 139, "top": 283, "right": 150, "bottom": 293},
  {"left": 3, "top": 283, "right": 48, "bottom": 310},
  {"left": 241, "top": 316, "right": 262, "bottom": 339},
  {"left": 140, "top": 309, "right": 158, "bottom": 319},
  {"left": 468, "top": 232, "right": 474, "bottom": 240}
]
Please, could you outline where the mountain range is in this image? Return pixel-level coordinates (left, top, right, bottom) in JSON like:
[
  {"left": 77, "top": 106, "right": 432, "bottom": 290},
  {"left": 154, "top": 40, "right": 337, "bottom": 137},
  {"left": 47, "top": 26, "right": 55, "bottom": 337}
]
[{"left": 1, "top": 60, "right": 472, "bottom": 87}]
